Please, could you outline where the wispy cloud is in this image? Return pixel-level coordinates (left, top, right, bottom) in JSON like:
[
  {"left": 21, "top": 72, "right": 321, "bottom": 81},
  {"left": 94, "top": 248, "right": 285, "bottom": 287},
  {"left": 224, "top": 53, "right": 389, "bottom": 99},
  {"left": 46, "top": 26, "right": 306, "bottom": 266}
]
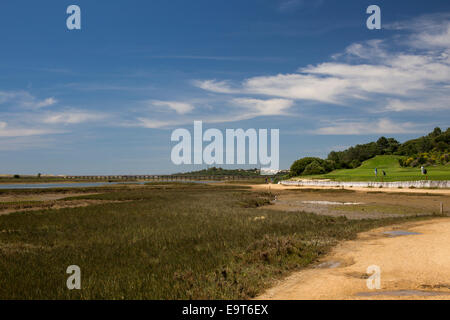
[
  {"left": 312, "top": 118, "right": 422, "bottom": 135},
  {"left": 42, "top": 110, "right": 108, "bottom": 125},
  {"left": 386, "top": 12, "right": 450, "bottom": 49},
  {"left": 231, "top": 98, "right": 294, "bottom": 116},
  {"left": 191, "top": 13, "right": 450, "bottom": 134},
  {"left": 192, "top": 80, "right": 235, "bottom": 94},
  {"left": 131, "top": 97, "right": 294, "bottom": 129},
  {"left": 0, "top": 90, "right": 57, "bottom": 109},
  {"left": 0, "top": 121, "right": 63, "bottom": 137},
  {"left": 278, "top": 0, "right": 324, "bottom": 13},
  {"left": 23, "top": 97, "right": 57, "bottom": 109},
  {"left": 149, "top": 100, "right": 194, "bottom": 115}
]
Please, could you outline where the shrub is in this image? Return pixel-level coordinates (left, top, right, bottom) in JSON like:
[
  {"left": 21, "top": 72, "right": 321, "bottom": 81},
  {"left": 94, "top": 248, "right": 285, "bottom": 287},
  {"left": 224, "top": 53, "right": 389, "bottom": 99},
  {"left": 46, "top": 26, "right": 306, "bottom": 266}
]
[
  {"left": 290, "top": 157, "right": 321, "bottom": 176},
  {"left": 303, "top": 160, "right": 326, "bottom": 175},
  {"left": 410, "top": 159, "right": 419, "bottom": 167}
]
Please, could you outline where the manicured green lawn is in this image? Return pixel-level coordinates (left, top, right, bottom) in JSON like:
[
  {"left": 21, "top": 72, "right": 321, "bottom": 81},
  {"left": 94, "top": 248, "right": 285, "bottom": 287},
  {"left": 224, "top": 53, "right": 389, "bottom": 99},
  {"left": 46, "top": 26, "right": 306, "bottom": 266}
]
[{"left": 298, "top": 155, "right": 450, "bottom": 182}]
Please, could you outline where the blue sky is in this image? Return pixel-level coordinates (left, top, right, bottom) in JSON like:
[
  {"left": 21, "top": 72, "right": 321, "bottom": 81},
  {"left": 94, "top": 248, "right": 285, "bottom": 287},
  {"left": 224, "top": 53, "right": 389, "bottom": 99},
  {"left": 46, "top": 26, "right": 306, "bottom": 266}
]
[{"left": 0, "top": 0, "right": 449, "bottom": 175}]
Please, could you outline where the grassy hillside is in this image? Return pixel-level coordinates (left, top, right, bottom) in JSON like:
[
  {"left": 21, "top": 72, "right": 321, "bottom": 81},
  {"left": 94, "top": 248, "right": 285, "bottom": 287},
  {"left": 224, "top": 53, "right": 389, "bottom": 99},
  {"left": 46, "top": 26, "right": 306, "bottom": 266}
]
[
  {"left": 358, "top": 155, "right": 402, "bottom": 169},
  {"left": 299, "top": 155, "right": 450, "bottom": 182},
  {"left": 327, "top": 127, "right": 449, "bottom": 169}
]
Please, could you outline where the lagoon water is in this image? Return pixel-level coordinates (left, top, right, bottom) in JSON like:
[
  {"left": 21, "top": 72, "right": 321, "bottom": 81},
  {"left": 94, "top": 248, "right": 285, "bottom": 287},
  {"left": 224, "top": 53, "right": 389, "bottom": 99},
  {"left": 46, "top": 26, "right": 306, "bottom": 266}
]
[
  {"left": 0, "top": 180, "right": 221, "bottom": 190},
  {"left": 0, "top": 182, "right": 135, "bottom": 189}
]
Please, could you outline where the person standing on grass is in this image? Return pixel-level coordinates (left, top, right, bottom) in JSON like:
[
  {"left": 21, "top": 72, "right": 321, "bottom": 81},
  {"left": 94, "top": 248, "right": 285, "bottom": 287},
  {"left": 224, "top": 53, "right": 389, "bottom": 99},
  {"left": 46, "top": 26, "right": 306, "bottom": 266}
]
[
  {"left": 374, "top": 168, "right": 378, "bottom": 177},
  {"left": 421, "top": 166, "right": 425, "bottom": 175}
]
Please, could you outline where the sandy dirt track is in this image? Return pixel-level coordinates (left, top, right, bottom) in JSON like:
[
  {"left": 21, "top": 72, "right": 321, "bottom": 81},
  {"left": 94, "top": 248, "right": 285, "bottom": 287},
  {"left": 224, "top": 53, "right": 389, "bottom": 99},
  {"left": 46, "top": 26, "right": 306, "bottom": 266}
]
[
  {"left": 256, "top": 218, "right": 450, "bottom": 300},
  {"left": 249, "top": 183, "right": 450, "bottom": 195}
]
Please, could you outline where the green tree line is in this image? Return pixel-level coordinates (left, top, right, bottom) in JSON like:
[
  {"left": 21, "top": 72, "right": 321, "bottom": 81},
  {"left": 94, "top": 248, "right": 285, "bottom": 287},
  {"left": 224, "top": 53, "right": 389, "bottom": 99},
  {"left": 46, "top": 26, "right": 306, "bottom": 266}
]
[{"left": 290, "top": 127, "right": 449, "bottom": 176}]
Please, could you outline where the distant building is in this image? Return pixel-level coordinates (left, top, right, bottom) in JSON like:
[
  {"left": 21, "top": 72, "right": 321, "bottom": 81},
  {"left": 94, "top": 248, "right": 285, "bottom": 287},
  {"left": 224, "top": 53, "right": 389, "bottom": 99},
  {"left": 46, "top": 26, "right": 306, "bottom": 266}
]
[{"left": 260, "top": 168, "right": 281, "bottom": 175}]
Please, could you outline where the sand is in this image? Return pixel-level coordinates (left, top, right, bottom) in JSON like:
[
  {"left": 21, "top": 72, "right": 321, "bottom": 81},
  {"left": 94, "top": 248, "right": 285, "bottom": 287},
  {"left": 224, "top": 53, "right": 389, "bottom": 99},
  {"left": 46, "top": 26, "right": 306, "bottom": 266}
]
[
  {"left": 256, "top": 218, "right": 450, "bottom": 300},
  {"left": 249, "top": 183, "right": 450, "bottom": 195}
]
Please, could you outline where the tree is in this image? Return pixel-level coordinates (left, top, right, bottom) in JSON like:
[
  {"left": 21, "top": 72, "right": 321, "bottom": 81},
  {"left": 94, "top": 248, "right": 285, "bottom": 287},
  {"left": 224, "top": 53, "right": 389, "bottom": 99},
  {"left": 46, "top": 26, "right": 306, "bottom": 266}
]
[
  {"left": 303, "top": 160, "right": 326, "bottom": 175},
  {"left": 349, "top": 159, "right": 361, "bottom": 168},
  {"left": 376, "top": 137, "right": 389, "bottom": 154},
  {"left": 430, "top": 127, "right": 442, "bottom": 138},
  {"left": 290, "top": 157, "right": 320, "bottom": 176},
  {"left": 436, "top": 141, "right": 447, "bottom": 152}
]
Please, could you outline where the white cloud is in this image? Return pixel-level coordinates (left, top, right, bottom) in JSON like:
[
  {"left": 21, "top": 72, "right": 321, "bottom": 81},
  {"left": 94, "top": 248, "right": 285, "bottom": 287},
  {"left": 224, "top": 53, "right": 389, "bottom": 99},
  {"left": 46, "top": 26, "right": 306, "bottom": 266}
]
[
  {"left": 337, "top": 39, "right": 388, "bottom": 60},
  {"left": 192, "top": 80, "right": 235, "bottom": 94},
  {"left": 34, "top": 97, "right": 57, "bottom": 108},
  {"left": 0, "top": 121, "right": 62, "bottom": 137},
  {"left": 0, "top": 90, "right": 57, "bottom": 109},
  {"left": 136, "top": 118, "right": 177, "bottom": 129},
  {"left": 195, "top": 50, "right": 450, "bottom": 106},
  {"left": 133, "top": 98, "right": 293, "bottom": 129},
  {"left": 194, "top": 13, "right": 450, "bottom": 117},
  {"left": 232, "top": 98, "right": 294, "bottom": 116},
  {"left": 385, "top": 95, "right": 450, "bottom": 112},
  {"left": 150, "top": 100, "right": 194, "bottom": 114},
  {"left": 22, "top": 97, "right": 57, "bottom": 109},
  {"left": 415, "top": 24, "right": 450, "bottom": 48},
  {"left": 387, "top": 13, "right": 450, "bottom": 49},
  {"left": 42, "top": 110, "right": 107, "bottom": 124},
  {"left": 313, "top": 118, "right": 421, "bottom": 135},
  {"left": 244, "top": 73, "right": 351, "bottom": 103}
]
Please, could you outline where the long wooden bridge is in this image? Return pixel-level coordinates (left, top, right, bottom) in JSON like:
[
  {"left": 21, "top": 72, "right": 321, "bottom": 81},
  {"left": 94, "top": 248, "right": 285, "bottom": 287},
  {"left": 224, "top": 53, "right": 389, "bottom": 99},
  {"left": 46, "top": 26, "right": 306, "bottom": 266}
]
[{"left": 63, "top": 175, "right": 262, "bottom": 181}]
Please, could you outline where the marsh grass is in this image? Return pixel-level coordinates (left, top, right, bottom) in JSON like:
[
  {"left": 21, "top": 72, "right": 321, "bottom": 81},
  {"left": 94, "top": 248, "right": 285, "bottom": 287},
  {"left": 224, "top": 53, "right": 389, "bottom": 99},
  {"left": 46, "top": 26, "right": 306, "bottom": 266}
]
[
  {"left": 0, "top": 200, "right": 56, "bottom": 211},
  {"left": 0, "top": 184, "right": 435, "bottom": 299}
]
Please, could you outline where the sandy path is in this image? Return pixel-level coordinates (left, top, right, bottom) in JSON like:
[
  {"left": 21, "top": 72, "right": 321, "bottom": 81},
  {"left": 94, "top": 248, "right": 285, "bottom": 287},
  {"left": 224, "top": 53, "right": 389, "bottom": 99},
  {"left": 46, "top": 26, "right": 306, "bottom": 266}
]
[
  {"left": 256, "top": 218, "right": 450, "bottom": 300},
  {"left": 248, "top": 183, "right": 450, "bottom": 195}
]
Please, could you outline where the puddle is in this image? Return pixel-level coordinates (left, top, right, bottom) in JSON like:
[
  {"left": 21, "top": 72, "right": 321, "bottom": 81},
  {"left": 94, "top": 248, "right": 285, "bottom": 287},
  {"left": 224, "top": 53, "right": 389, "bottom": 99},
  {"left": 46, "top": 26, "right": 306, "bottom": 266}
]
[
  {"left": 383, "top": 230, "right": 422, "bottom": 237},
  {"left": 301, "top": 201, "right": 364, "bottom": 205},
  {"left": 356, "top": 290, "right": 450, "bottom": 297},
  {"left": 316, "top": 261, "right": 341, "bottom": 269}
]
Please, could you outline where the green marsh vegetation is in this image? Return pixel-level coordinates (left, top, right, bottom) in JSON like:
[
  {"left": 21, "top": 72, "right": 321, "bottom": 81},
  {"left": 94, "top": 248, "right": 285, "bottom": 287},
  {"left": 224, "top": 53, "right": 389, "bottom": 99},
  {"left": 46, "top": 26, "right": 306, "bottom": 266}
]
[{"left": 0, "top": 184, "right": 439, "bottom": 299}]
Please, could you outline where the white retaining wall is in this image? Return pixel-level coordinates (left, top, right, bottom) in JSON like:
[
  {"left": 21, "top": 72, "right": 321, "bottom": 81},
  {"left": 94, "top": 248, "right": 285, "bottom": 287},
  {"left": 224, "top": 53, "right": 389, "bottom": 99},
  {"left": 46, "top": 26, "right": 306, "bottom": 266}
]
[{"left": 281, "top": 180, "right": 450, "bottom": 189}]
